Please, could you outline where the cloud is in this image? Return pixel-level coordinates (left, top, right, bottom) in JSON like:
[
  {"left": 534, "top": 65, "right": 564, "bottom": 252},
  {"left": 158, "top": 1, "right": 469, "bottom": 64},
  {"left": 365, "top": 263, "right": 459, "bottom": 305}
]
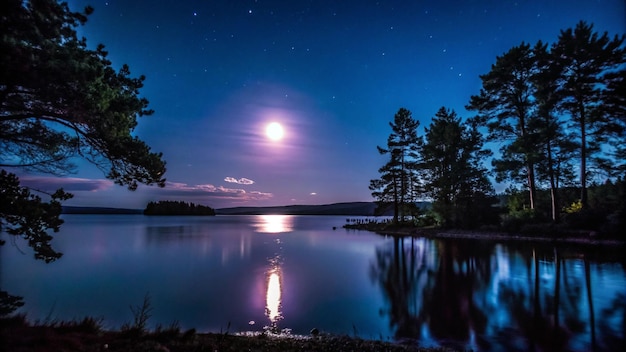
[
  {"left": 14, "top": 176, "right": 273, "bottom": 208},
  {"left": 148, "top": 181, "right": 272, "bottom": 202},
  {"left": 310, "top": 192, "right": 317, "bottom": 196},
  {"left": 19, "top": 176, "right": 114, "bottom": 192},
  {"left": 224, "top": 177, "right": 255, "bottom": 185}
]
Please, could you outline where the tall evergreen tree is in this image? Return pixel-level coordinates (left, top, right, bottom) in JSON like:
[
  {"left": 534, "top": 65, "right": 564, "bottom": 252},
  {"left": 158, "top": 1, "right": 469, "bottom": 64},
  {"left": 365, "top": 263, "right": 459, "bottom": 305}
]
[
  {"left": 421, "top": 108, "right": 494, "bottom": 228},
  {"left": 551, "top": 21, "right": 626, "bottom": 208},
  {"left": 467, "top": 42, "right": 540, "bottom": 210},
  {"left": 531, "top": 41, "right": 577, "bottom": 221},
  {"left": 370, "top": 108, "right": 421, "bottom": 224}
]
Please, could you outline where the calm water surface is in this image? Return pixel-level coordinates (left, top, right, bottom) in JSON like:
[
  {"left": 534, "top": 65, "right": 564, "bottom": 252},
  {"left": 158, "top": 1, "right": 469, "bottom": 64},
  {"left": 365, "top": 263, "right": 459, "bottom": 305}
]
[{"left": 1, "top": 214, "right": 624, "bottom": 351}]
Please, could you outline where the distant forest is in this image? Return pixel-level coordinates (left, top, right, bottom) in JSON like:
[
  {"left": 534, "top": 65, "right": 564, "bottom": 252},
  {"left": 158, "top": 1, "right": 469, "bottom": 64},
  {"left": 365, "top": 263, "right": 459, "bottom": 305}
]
[{"left": 143, "top": 201, "right": 215, "bottom": 216}]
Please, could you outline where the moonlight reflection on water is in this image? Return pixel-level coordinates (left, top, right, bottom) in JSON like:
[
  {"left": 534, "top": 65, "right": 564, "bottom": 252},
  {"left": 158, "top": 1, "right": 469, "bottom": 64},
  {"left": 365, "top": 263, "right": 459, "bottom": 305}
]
[
  {"left": 266, "top": 270, "right": 282, "bottom": 324},
  {"left": 256, "top": 215, "right": 294, "bottom": 234}
]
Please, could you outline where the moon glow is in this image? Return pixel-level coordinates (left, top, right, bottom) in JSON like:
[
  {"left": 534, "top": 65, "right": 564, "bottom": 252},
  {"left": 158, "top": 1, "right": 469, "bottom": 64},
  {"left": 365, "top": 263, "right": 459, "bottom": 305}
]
[{"left": 266, "top": 122, "right": 284, "bottom": 141}]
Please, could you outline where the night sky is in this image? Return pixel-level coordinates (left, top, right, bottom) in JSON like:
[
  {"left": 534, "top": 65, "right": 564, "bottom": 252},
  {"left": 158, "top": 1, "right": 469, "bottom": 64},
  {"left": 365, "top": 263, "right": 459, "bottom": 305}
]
[{"left": 23, "top": 0, "right": 625, "bottom": 209}]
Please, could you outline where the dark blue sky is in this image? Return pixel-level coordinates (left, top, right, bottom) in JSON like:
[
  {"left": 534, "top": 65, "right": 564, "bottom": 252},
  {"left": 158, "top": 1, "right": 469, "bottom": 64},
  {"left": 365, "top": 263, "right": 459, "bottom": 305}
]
[{"left": 27, "top": 0, "right": 624, "bottom": 209}]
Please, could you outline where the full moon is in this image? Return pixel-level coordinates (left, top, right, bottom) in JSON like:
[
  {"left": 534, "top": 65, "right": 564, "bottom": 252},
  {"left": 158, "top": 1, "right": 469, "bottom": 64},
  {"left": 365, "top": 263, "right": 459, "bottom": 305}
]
[{"left": 265, "top": 122, "right": 284, "bottom": 141}]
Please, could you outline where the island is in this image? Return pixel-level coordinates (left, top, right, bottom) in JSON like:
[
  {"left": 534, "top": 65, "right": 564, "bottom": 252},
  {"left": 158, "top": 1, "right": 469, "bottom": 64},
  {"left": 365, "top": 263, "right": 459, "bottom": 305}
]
[{"left": 143, "top": 201, "right": 216, "bottom": 216}]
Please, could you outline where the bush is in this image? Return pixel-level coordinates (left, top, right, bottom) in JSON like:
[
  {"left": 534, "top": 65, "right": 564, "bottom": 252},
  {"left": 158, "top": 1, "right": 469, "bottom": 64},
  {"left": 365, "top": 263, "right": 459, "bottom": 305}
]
[
  {"left": 121, "top": 293, "right": 153, "bottom": 337},
  {"left": 562, "top": 208, "right": 606, "bottom": 230},
  {"left": 56, "top": 317, "right": 104, "bottom": 334},
  {"left": 501, "top": 208, "right": 539, "bottom": 233}
]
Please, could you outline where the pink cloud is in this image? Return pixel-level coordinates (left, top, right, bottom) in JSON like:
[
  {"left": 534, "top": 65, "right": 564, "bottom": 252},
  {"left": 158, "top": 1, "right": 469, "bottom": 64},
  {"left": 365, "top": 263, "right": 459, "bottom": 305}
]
[
  {"left": 18, "top": 176, "right": 114, "bottom": 192},
  {"left": 151, "top": 181, "right": 272, "bottom": 201}
]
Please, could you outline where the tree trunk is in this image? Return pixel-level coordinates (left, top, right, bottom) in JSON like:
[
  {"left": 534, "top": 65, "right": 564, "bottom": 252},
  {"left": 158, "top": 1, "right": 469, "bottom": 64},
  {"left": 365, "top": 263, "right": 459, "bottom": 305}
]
[
  {"left": 393, "top": 173, "right": 399, "bottom": 224},
  {"left": 580, "top": 103, "right": 588, "bottom": 209},
  {"left": 527, "top": 162, "right": 537, "bottom": 210},
  {"left": 400, "top": 151, "right": 406, "bottom": 222},
  {"left": 547, "top": 139, "right": 560, "bottom": 222}
]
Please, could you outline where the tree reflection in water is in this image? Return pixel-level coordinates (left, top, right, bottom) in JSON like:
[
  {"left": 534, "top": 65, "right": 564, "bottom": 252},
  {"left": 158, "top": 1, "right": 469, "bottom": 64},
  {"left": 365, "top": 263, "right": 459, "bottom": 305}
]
[{"left": 370, "top": 237, "right": 625, "bottom": 351}]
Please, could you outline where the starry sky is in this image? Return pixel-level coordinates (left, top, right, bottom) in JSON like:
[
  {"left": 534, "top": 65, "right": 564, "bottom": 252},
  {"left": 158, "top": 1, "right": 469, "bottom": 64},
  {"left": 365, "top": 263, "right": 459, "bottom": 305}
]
[{"left": 22, "top": 0, "right": 625, "bottom": 209}]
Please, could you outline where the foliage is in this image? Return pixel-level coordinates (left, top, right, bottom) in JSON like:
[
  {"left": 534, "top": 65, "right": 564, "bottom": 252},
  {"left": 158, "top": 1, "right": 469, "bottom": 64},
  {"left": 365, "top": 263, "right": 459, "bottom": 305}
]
[
  {"left": 551, "top": 21, "right": 626, "bottom": 207},
  {"left": 369, "top": 108, "right": 422, "bottom": 224},
  {"left": 500, "top": 209, "right": 539, "bottom": 233},
  {"left": 467, "top": 21, "right": 626, "bottom": 225},
  {"left": 420, "top": 108, "right": 495, "bottom": 229},
  {"left": 564, "top": 200, "right": 583, "bottom": 214},
  {"left": 417, "top": 210, "right": 439, "bottom": 228},
  {"left": 467, "top": 42, "right": 541, "bottom": 210},
  {"left": 531, "top": 41, "right": 578, "bottom": 222},
  {"left": 121, "top": 293, "right": 153, "bottom": 337},
  {"left": 143, "top": 200, "right": 216, "bottom": 216},
  {"left": 0, "top": 170, "right": 72, "bottom": 262},
  {"left": 0, "top": 290, "right": 24, "bottom": 317},
  {"left": 1, "top": 0, "right": 167, "bottom": 262},
  {"left": 52, "top": 316, "right": 105, "bottom": 335},
  {"left": 1, "top": 0, "right": 166, "bottom": 190}
]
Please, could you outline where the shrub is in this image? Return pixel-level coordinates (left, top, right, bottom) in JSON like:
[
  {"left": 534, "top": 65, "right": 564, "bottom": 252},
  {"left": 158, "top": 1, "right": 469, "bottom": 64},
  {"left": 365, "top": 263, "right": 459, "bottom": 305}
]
[
  {"left": 563, "top": 208, "right": 606, "bottom": 230},
  {"left": 501, "top": 208, "right": 539, "bottom": 233}
]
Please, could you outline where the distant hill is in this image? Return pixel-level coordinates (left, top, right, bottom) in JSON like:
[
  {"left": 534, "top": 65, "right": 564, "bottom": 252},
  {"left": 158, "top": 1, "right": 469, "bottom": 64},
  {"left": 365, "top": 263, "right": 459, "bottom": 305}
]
[
  {"left": 216, "top": 202, "right": 379, "bottom": 215},
  {"left": 62, "top": 201, "right": 432, "bottom": 216},
  {"left": 62, "top": 206, "right": 142, "bottom": 215}
]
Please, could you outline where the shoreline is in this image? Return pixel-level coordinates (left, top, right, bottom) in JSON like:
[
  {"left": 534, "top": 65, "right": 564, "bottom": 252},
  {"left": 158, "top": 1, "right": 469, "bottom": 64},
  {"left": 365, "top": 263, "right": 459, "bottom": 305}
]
[
  {"left": 344, "top": 223, "right": 626, "bottom": 247},
  {"left": 1, "top": 316, "right": 456, "bottom": 352}
]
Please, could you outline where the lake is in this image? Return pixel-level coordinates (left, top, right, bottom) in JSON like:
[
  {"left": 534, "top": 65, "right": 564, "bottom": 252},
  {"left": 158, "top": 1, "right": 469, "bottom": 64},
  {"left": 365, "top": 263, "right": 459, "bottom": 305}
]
[{"left": 1, "top": 214, "right": 624, "bottom": 351}]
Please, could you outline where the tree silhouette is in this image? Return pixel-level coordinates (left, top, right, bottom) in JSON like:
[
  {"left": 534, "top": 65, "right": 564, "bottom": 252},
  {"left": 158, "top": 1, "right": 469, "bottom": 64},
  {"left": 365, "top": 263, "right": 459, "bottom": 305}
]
[
  {"left": 531, "top": 41, "right": 577, "bottom": 222},
  {"left": 467, "top": 42, "right": 541, "bottom": 211},
  {"left": 420, "top": 108, "right": 494, "bottom": 228},
  {"left": 370, "top": 108, "right": 421, "bottom": 224},
  {"left": 144, "top": 201, "right": 215, "bottom": 216},
  {"left": 551, "top": 21, "right": 626, "bottom": 208},
  {"left": 1, "top": 0, "right": 166, "bottom": 261}
]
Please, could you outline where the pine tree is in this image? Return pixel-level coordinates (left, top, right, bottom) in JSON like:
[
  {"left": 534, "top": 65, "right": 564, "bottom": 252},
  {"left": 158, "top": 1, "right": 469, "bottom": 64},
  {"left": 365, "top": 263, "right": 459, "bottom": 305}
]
[
  {"left": 421, "top": 108, "right": 494, "bottom": 228},
  {"left": 467, "top": 42, "right": 540, "bottom": 211},
  {"left": 551, "top": 21, "right": 626, "bottom": 208},
  {"left": 531, "top": 41, "right": 577, "bottom": 222},
  {"left": 1, "top": 0, "right": 166, "bottom": 262},
  {"left": 370, "top": 108, "right": 422, "bottom": 224}
]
